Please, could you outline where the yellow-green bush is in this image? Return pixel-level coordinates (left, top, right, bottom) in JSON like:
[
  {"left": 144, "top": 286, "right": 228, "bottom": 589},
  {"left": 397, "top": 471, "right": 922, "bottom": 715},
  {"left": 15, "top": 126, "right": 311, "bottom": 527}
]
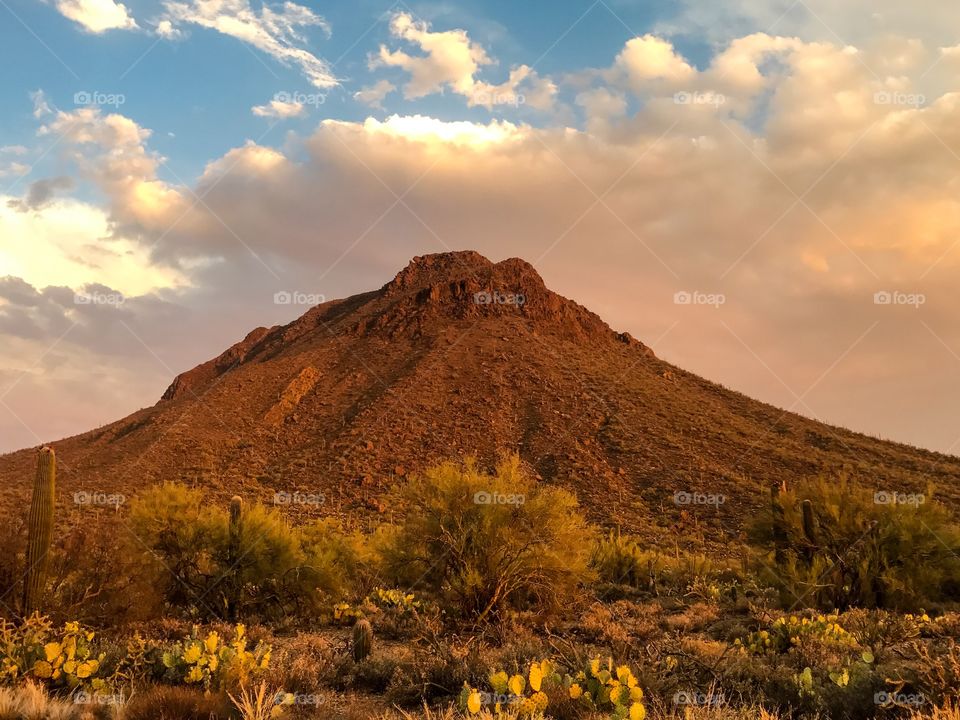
[
  {"left": 591, "top": 530, "right": 737, "bottom": 599},
  {"left": 376, "top": 456, "right": 594, "bottom": 621},
  {"left": 749, "top": 473, "right": 960, "bottom": 610},
  {"left": 130, "top": 484, "right": 356, "bottom": 619}
]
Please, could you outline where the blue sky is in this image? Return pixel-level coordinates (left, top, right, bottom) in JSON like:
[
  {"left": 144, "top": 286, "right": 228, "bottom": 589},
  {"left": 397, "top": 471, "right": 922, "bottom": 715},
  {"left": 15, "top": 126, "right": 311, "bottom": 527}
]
[
  {"left": 0, "top": 0, "right": 711, "bottom": 184},
  {"left": 3, "top": 0, "right": 960, "bottom": 455}
]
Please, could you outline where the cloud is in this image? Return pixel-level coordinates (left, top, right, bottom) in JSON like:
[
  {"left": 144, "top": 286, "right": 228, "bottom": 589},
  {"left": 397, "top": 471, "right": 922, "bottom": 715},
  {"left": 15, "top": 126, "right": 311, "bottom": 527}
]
[
  {"left": 0, "top": 162, "right": 29, "bottom": 179},
  {"left": 7, "top": 177, "right": 75, "bottom": 212},
  {"left": 372, "top": 11, "right": 492, "bottom": 98},
  {"left": 157, "top": 0, "right": 337, "bottom": 88},
  {"left": 54, "top": 0, "right": 137, "bottom": 33},
  {"left": 0, "top": 195, "right": 182, "bottom": 296},
  {"left": 38, "top": 106, "right": 184, "bottom": 230},
  {"left": 615, "top": 35, "right": 696, "bottom": 89},
  {"left": 31, "top": 90, "right": 52, "bottom": 119},
  {"left": 252, "top": 99, "right": 306, "bottom": 119},
  {"left": 470, "top": 65, "right": 557, "bottom": 112},
  {"left": 353, "top": 79, "right": 396, "bottom": 110},
  {"left": 575, "top": 87, "right": 627, "bottom": 133},
  {"left": 154, "top": 19, "right": 182, "bottom": 39},
  {"left": 370, "top": 12, "right": 558, "bottom": 114},
  {"left": 656, "top": 0, "right": 960, "bottom": 49}
]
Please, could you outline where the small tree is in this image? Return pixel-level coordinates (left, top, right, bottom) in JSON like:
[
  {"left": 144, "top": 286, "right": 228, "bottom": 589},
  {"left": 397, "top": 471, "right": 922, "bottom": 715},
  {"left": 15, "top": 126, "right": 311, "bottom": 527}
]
[{"left": 377, "top": 455, "right": 595, "bottom": 621}]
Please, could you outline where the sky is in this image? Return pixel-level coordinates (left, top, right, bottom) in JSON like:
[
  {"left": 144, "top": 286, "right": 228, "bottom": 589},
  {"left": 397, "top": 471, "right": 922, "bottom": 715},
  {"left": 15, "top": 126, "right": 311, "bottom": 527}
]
[{"left": 1, "top": 0, "right": 960, "bottom": 454}]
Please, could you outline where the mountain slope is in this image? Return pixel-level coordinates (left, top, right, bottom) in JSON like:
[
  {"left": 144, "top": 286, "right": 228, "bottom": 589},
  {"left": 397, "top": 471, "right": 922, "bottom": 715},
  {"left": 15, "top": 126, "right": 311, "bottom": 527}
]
[{"left": 1, "top": 251, "right": 957, "bottom": 544}]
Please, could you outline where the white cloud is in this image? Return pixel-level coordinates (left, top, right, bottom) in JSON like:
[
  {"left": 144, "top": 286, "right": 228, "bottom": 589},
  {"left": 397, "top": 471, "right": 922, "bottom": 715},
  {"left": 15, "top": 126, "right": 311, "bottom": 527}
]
[
  {"left": 337, "top": 114, "right": 526, "bottom": 148},
  {"left": 470, "top": 65, "right": 557, "bottom": 112},
  {"left": 372, "top": 11, "right": 492, "bottom": 98},
  {"left": 38, "top": 106, "right": 184, "bottom": 230},
  {"left": 615, "top": 35, "right": 696, "bottom": 89},
  {"left": 0, "top": 162, "right": 29, "bottom": 179},
  {"left": 252, "top": 99, "right": 306, "bottom": 118},
  {"left": 575, "top": 87, "right": 627, "bottom": 133},
  {"left": 371, "top": 12, "right": 558, "bottom": 114},
  {"left": 0, "top": 197, "right": 182, "bottom": 295},
  {"left": 155, "top": 19, "right": 182, "bottom": 39},
  {"left": 54, "top": 0, "right": 137, "bottom": 32},
  {"left": 158, "top": 0, "right": 337, "bottom": 88},
  {"left": 353, "top": 79, "right": 396, "bottom": 110},
  {"left": 657, "top": 0, "right": 960, "bottom": 49}
]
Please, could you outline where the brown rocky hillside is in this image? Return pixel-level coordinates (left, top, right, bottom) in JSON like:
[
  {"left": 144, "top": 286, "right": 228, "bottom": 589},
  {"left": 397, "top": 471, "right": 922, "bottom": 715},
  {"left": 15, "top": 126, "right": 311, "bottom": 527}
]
[{"left": 1, "top": 251, "right": 958, "bottom": 546}]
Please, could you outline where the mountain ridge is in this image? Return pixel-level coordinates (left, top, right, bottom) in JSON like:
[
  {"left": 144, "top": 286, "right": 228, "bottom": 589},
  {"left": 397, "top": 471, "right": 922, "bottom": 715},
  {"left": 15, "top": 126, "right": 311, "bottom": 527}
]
[{"left": 1, "top": 251, "right": 957, "bottom": 545}]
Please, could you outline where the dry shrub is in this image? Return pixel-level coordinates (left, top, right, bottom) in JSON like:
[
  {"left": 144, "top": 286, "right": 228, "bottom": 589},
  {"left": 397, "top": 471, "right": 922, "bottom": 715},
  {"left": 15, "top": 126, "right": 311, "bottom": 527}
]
[
  {"left": 665, "top": 601, "right": 720, "bottom": 633},
  {"left": 581, "top": 600, "right": 662, "bottom": 659},
  {"left": 0, "top": 681, "right": 87, "bottom": 720},
  {"left": 912, "top": 702, "right": 960, "bottom": 720},
  {"left": 121, "top": 686, "right": 234, "bottom": 720},
  {"left": 270, "top": 634, "right": 337, "bottom": 695},
  {"left": 0, "top": 511, "right": 155, "bottom": 626},
  {"left": 912, "top": 639, "right": 960, "bottom": 705}
]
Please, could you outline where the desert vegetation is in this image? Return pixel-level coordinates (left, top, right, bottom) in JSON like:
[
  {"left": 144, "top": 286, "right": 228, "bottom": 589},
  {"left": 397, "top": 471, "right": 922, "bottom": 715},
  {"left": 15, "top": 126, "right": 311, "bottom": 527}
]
[{"left": 0, "top": 448, "right": 959, "bottom": 719}]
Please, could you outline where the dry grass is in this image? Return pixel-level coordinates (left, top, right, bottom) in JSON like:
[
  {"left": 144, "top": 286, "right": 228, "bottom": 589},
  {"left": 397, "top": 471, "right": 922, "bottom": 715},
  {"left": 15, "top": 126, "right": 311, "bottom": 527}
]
[{"left": 912, "top": 704, "right": 960, "bottom": 720}]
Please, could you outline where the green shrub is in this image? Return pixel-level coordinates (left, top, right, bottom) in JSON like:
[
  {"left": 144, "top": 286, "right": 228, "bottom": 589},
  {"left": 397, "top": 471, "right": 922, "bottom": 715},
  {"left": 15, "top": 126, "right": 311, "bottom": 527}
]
[
  {"left": 377, "top": 455, "right": 595, "bottom": 621},
  {"left": 129, "top": 484, "right": 354, "bottom": 620},
  {"left": 591, "top": 530, "right": 740, "bottom": 600},
  {"left": 749, "top": 473, "right": 960, "bottom": 611}
]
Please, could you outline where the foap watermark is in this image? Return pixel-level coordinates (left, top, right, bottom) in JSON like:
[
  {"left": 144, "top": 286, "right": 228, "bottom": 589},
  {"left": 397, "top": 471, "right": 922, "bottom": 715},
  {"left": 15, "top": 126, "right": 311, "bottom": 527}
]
[
  {"left": 674, "top": 290, "right": 725, "bottom": 308},
  {"left": 874, "top": 290, "right": 925, "bottom": 308},
  {"left": 476, "top": 692, "right": 522, "bottom": 708},
  {"left": 473, "top": 290, "right": 526, "bottom": 306},
  {"left": 874, "top": 491, "right": 925, "bottom": 507},
  {"left": 74, "top": 491, "right": 126, "bottom": 509},
  {"left": 74, "top": 91, "right": 126, "bottom": 108},
  {"left": 75, "top": 290, "right": 125, "bottom": 307},
  {"left": 875, "top": 691, "right": 926, "bottom": 708},
  {"left": 474, "top": 491, "right": 525, "bottom": 506},
  {"left": 274, "top": 291, "right": 325, "bottom": 306},
  {"left": 274, "top": 692, "right": 325, "bottom": 708},
  {"left": 674, "top": 91, "right": 726, "bottom": 107},
  {"left": 274, "top": 491, "right": 326, "bottom": 507},
  {"left": 674, "top": 491, "right": 725, "bottom": 507},
  {"left": 473, "top": 90, "right": 525, "bottom": 108},
  {"left": 873, "top": 91, "right": 925, "bottom": 108},
  {"left": 674, "top": 691, "right": 725, "bottom": 707},
  {"left": 273, "top": 90, "right": 327, "bottom": 108},
  {"left": 75, "top": 691, "right": 126, "bottom": 706}
]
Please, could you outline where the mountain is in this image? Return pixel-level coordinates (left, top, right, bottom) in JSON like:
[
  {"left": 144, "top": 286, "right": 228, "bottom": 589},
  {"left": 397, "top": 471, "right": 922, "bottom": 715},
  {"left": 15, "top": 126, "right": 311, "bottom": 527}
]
[{"left": 1, "top": 251, "right": 957, "bottom": 544}]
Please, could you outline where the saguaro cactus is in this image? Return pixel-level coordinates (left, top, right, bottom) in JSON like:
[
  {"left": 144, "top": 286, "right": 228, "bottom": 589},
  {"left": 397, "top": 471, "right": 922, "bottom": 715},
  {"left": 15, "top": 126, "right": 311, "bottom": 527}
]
[
  {"left": 227, "top": 496, "right": 243, "bottom": 619},
  {"left": 801, "top": 499, "right": 818, "bottom": 545},
  {"left": 23, "top": 447, "right": 56, "bottom": 615},
  {"left": 229, "top": 496, "right": 243, "bottom": 554},
  {"left": 353, "top": 618, "right": 373, "bottom": 662},
  {"left": 770, "top": 482, "right": 788, "bottom": 565}
]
